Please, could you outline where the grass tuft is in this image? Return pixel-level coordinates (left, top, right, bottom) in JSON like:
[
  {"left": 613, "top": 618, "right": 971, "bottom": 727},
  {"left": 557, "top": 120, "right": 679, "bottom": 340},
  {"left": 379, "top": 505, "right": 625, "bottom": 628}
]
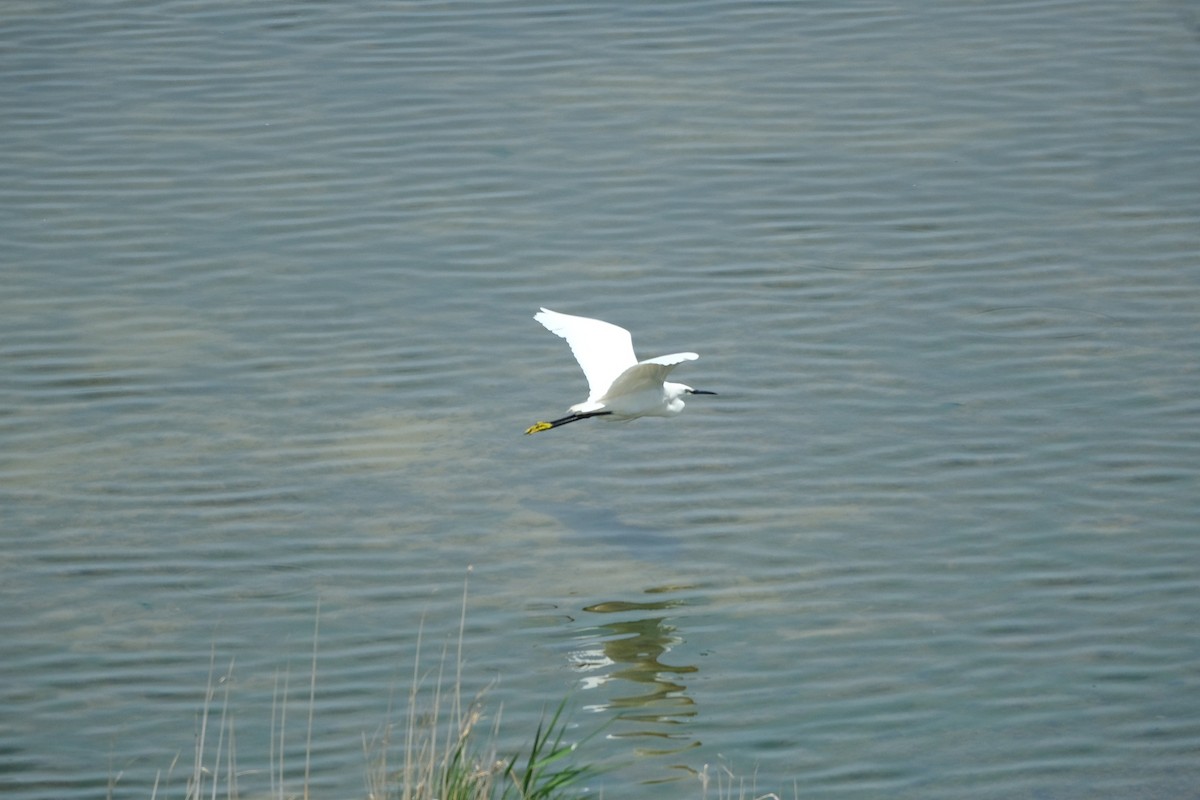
[
  {"left": 365, "top": 578, "right": 598, "bottom": 800},
  {"left": 156, "top": 575, "right": 598, "bottom": 800},
  {"left": 499, "top": 698, "right": 601, "bottom": 800}
]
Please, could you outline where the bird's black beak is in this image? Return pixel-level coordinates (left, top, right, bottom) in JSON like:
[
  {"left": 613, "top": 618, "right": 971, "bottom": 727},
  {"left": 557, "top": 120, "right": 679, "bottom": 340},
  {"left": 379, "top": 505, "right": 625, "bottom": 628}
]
[{"left": 689, "top": 389, "right": 717, "bottom": 395}]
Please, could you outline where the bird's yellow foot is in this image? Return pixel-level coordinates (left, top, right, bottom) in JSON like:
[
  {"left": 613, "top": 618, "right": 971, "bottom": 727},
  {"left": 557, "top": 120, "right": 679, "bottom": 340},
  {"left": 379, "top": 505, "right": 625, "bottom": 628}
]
[{"left": 525, "top": 421, "right": 553, "bottom": 435}]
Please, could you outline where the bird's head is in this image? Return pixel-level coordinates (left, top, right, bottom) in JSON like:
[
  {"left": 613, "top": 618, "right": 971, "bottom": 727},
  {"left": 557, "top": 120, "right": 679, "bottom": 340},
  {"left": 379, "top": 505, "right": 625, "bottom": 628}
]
[{"left": 664, "top": 382, "right": 717, "bottom": 413}]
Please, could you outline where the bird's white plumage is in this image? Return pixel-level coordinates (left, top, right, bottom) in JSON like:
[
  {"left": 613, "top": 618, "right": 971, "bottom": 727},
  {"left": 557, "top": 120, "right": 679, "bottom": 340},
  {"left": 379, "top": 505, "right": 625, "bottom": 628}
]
[
  {"left": 532, "top": 308, "right": 637, "bottom": 402},
  {"left": 527, "top": 308, "right": 712, "bottom": 434},
  {"left": 599, "top": 353, "right": 697, "bottom": 406}
]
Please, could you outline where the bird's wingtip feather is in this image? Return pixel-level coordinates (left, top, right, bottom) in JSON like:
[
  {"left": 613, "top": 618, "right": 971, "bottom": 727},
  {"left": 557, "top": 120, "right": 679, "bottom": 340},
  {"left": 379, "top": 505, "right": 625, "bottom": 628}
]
[{"left": 641, "top": 352, "right": 699, "bottom": 366}]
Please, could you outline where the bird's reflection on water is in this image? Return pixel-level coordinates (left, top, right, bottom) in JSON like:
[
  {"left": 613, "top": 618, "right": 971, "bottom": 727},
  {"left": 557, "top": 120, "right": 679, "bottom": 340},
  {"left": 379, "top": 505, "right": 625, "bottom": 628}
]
[{"left": 568, "top": 589, "right": 701, "bottom": 784}]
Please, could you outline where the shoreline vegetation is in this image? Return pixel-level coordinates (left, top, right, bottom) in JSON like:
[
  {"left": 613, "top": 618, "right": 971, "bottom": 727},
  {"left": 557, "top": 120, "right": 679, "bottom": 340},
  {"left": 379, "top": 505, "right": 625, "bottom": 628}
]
[{"left": 136, "top": 577, "right": 786, "bottom": 800}]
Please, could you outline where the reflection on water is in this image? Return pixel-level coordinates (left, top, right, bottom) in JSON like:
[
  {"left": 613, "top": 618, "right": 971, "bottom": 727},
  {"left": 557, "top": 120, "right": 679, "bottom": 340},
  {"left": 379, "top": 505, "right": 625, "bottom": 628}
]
[{"left": 569, "top": 588, "right": 700, "bottom": 784}]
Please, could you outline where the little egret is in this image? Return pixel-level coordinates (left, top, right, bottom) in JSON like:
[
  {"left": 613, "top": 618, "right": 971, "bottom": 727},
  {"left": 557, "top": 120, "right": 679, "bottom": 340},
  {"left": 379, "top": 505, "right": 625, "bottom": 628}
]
[{"left": 524, "top": 307, "right": 716, "bottom": 435}]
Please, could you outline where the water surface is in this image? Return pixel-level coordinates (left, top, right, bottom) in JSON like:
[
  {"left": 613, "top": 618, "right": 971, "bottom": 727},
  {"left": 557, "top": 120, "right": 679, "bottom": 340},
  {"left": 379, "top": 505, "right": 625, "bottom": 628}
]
[{"left": 2, "top": 2, "right": 1198, "bottom": 798}]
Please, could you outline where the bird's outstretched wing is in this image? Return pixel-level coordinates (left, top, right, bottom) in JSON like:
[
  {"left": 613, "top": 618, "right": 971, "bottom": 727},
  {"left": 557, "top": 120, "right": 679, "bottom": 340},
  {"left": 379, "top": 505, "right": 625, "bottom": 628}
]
[
  {"left": 600, "top": 352, "right": 698, "bottom": 401},
  {"left": 534, "top": 308, "right": 639, "bottom": 401}
]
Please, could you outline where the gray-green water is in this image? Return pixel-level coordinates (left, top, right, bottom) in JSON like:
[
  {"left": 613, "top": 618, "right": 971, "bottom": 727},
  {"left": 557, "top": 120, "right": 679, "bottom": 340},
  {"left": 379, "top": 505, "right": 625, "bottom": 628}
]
[{"left": 3, "top": 2, "right": 1198, "bottom": 798}]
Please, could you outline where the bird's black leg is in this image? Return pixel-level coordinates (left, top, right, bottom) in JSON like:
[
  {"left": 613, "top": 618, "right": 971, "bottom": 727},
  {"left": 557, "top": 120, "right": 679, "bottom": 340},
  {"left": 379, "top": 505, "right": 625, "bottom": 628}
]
[{"left": 525, "top": 410, "right": 612, "bottom": 435}]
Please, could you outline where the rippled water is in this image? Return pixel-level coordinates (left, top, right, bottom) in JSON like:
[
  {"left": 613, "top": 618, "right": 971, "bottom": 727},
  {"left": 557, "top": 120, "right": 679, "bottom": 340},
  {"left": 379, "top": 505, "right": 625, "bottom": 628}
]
[{"left": 3, "top": 2, "right": 1198, "bottom": 798}]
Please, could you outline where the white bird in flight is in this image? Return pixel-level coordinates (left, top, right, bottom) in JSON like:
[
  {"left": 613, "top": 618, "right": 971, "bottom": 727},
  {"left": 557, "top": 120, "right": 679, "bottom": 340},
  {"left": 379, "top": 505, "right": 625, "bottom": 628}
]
[{"left": 525, "top": 307, "right": 716, "bottom": 435}]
